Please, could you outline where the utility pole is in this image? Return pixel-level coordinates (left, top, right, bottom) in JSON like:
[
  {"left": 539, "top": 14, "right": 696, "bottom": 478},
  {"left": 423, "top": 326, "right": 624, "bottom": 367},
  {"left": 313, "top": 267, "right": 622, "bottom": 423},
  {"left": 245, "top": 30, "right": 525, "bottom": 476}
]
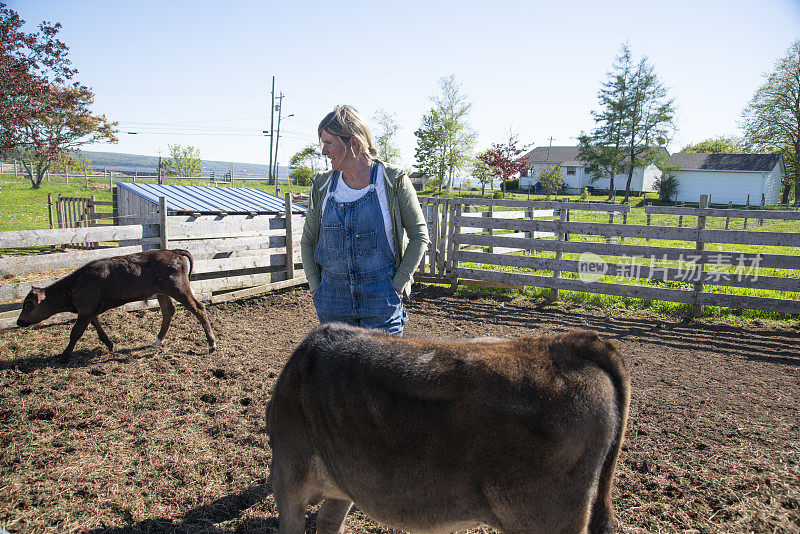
[
  {"left": 268, "top": 76, "right": 276, "bottom": 185},
  {"left": 274, "top": 92, "right": 284, "bottom": 194},
  {"left": 546, "top": 136, "right": 554, "bottom": 161}
]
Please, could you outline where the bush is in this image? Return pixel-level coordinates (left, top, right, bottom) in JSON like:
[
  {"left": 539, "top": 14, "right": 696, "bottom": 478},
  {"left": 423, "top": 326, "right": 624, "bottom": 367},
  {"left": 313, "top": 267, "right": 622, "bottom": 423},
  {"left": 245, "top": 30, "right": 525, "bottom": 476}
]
[
  {"left": 581, "top": 187, "right": 590, "bottom": 202},
  {"left": 654, "top": 174, "right": 678, "bottom": 201},
  {"left": 492, "top": 191, "right": 503, "bottom": 199},
  {"left": 289, "top": 166, "right": 314, "bottom": 186},
  {"left": 503, "top": 178, "right": 519, "bottom": 191}
]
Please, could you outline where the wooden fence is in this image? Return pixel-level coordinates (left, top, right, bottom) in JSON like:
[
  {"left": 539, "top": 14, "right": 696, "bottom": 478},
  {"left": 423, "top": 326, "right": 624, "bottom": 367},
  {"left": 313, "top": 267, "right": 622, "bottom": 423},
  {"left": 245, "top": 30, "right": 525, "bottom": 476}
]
[
  {"left": 2, "top": 194, "right": 799, "bottom": 330},
  {"left": 416, "top": 196, "right": 800, "bottom": 316},
  {"left": 0, "top": 194, "right": 305, "bottom": 329}
]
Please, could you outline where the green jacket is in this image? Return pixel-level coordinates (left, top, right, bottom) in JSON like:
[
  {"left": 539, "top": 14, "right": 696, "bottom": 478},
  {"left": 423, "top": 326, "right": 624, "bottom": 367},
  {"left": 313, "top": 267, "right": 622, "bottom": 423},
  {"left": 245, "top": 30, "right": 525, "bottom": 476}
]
[{"left": 300, "top": 162, "right": 429, "bottom": 296}]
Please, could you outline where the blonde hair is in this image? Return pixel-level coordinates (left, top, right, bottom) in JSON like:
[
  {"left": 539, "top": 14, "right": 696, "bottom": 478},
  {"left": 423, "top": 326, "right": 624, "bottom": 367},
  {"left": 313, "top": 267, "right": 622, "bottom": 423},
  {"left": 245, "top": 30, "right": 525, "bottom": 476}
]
[{"left": 318, "top": 105, "right": 379, "bottom": 161}]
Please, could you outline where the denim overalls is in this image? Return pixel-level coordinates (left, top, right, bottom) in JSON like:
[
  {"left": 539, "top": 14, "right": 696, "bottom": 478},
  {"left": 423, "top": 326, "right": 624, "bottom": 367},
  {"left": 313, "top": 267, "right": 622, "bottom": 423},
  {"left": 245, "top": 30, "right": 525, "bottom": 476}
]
[{"left": 313, "top": 163, "right": 407, "bottom": 335}]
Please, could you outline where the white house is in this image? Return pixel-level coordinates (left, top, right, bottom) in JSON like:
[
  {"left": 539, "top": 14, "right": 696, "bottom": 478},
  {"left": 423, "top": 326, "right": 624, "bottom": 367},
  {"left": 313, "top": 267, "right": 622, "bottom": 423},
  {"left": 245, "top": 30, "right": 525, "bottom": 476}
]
[
  {"left": 667, "top": 153, "right": 785, "bottom": 205},
  {"left": 519, "top": 146, "right": 664, "bottom": 194}
]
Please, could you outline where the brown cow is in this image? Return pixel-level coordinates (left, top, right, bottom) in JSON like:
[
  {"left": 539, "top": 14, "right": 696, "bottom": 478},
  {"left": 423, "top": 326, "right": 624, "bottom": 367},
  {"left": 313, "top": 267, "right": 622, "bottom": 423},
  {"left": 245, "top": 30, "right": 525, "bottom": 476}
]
[
  {"left": 16, "top": 249, "right": 216, "bottom": 361},
  {"left": 265, "top": 323, "right": 630, "bottom": 534}
]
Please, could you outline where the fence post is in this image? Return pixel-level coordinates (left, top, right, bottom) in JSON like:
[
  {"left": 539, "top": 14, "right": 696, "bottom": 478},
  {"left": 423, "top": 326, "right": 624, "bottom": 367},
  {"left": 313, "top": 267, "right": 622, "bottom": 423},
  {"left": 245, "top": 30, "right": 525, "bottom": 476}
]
[
  {"left": 438, "top": 198, "right": 450, "bottom": 276},
  {"left": 284, "top": 192, "right": 295, "bottom": 280},
  {"left": 486, "top": 203, "right": 494, "bottom": 253},
  {"left": 112, "top": 186, "right": 119, "bottom": 225},
  {"left": 691, "top": 195, "right": 709, "bottom": 318},
  {"left": 725, "top": 201, "right": 732, "bottom": 230},
  {"left": 606, "top": 210, "right": 614, "bottom": 244},
  {"left": 56, "top": 193, "right": 63, "bottom": 229},
  {"left": 550, "top": 206, "right": 568, "bottom": 302},
  {"left": 14, "top": 159, "right": 17, "bottom": 180},
  {"left": 159, "top": 196, "right": 169, "bottom": 250},
  {"left": 47, "top": 193, "right": 54, "bottom": 229},
  {"left": 621, "top": 210, "right": 627, "bottom": 244},
  {"left": 447, "top": 203, "right": 462, "bottom": 290},
  {"left": 759, "top": 193, "right": 765, "bottom": 226},
  {"left": 645, "top": 211, "right": 651, "bottom": 242}
]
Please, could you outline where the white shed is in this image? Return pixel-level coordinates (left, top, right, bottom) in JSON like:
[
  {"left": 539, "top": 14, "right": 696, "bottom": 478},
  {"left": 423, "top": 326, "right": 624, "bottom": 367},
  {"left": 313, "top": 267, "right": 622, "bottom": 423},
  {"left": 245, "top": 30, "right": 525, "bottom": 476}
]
[{"left": 667, "top": 153, "right": 785, "bottom": 205}]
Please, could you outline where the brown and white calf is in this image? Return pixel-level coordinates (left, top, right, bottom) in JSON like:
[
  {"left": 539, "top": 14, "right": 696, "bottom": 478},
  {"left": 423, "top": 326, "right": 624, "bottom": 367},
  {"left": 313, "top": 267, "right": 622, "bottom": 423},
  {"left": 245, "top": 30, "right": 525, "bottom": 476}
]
[
  {"left": 17, "top": 249, "right": 216, "bottom": 361},
  {"left": 265, "top": 324, "right": 630, "bottom": 534}
]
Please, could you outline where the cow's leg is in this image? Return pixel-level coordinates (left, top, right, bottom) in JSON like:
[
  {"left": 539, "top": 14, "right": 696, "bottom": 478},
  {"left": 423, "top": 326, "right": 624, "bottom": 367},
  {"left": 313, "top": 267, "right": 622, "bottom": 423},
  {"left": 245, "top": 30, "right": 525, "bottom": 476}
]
[
  {"left": 315, "top": 498, "right": 352, "bottom": 534},
  {"left": 60, "top": 315, "right": 92, "bottom": 361},
  {"left": 153, "top": 294, "right": 176, "bottom": 347},
  {"left": 169, "top": 288, "right": 216, "bottom": 352},
  {"left": 271, "top": 463, "right": 311, "bottom": 534},
  {"left": 90, "top": 316, "right": 113, "bottom": 350}
]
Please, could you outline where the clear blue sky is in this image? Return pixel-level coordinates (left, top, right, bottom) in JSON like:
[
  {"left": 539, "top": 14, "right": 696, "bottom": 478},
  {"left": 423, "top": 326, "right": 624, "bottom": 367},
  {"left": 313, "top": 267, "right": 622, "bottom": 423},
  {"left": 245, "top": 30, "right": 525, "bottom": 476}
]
[{"left": 9, "top": 0, "right": 800, "bottom": 171}]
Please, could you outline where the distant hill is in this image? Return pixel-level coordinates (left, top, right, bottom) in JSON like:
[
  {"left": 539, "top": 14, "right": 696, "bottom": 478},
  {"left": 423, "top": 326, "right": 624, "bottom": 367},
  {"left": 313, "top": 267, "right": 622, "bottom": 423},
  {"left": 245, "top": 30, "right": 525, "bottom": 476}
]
[{"left": 77, "top": 150, "right": 281, "bottom": 178}]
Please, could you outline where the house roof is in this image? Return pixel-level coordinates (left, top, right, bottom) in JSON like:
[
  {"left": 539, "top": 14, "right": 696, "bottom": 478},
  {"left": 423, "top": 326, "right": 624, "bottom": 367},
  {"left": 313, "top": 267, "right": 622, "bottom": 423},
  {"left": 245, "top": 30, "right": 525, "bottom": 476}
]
[
  {"left": 523, "top": 145, "right": 668, "bottom": 166},
  {"left": 523, "top": 146, "right": 583, "bottom": 165},
  {"left": 667, "top": 153, "right": 782, "bottom": 172},
  {"left": 116, "top": 182, "right": 306, "bottom": 213}
]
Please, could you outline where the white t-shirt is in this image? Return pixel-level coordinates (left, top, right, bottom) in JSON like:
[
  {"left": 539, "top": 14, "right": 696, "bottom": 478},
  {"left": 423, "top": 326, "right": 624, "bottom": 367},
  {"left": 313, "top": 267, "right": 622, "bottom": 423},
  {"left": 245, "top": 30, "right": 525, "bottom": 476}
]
[{"left": 322, "top": 163, "right": 396, "bottom": 256}]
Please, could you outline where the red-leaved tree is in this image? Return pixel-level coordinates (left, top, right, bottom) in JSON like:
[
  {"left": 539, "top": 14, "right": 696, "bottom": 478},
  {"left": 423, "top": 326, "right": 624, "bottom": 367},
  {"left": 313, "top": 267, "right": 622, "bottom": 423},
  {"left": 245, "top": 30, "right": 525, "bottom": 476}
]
[
  {"left": 1, "top": 3, "right": 118, "bottom": 188},
  {"left": 476, "top": 133, "right": 530, "bottom": 197}
]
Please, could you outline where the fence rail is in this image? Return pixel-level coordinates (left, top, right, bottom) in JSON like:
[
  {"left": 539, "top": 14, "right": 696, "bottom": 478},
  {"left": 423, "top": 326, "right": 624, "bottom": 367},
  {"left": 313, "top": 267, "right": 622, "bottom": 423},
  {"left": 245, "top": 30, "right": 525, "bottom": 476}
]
[{"left": 416, "top": 196, "right": 800, "bottom": 316}]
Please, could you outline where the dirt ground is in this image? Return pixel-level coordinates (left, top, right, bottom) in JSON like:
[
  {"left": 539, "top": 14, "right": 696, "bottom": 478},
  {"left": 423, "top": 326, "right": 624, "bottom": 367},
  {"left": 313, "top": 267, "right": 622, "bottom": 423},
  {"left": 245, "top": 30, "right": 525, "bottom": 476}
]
[{"left": 1, "top": 284, "right": 798, "bottom": 534}]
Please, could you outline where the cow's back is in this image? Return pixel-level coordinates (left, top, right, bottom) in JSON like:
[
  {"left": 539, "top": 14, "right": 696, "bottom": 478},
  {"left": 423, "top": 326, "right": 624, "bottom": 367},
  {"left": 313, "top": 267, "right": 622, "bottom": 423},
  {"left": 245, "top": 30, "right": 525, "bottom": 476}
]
[{"left": 267, "top": 323, "right": 627, "bottom": 533}]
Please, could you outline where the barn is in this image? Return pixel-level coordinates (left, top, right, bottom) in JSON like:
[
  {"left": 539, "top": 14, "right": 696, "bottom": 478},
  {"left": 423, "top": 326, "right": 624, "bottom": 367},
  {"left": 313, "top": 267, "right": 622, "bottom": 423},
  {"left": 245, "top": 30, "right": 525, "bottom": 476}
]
[{"left": 667, "top": 153, "right": 785, "bottom": 205}]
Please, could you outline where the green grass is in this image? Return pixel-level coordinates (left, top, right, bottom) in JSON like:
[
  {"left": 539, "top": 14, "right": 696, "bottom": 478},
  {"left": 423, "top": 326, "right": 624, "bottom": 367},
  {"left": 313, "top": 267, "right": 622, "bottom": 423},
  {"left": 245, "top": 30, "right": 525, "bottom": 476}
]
[{"left": 0, "top": 173, "right": 311, "bottom": 232}]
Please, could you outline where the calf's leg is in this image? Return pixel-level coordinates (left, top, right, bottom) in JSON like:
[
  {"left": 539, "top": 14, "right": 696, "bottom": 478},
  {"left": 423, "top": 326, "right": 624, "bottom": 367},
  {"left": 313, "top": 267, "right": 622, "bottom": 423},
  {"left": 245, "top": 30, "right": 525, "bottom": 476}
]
[
  {"left": 153, "top": 294, "right": 176, "bottom": 347},
  {"left": 90, "top": 316, "right": 113, "bottom": 350},
  {"left": 168, "top": 288, "right": 216, "bottom": 352},
  {"left": 60, "top": 315, "right": 92, "bottom": 361}
]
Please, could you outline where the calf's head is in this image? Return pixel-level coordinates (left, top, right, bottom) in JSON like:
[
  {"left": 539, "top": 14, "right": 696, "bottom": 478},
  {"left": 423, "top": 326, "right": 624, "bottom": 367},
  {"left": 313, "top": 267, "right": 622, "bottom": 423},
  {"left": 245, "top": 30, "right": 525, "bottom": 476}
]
[{"left": 17, "top": 287, "right": 57, "bottom": 327}]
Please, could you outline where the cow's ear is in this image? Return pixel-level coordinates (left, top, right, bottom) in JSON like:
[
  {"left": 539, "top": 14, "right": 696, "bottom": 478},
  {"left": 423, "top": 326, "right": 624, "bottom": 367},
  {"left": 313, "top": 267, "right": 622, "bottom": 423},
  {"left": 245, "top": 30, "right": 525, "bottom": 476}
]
[{"left": 31, "top": 287, "right": 45, "bottom": 302}]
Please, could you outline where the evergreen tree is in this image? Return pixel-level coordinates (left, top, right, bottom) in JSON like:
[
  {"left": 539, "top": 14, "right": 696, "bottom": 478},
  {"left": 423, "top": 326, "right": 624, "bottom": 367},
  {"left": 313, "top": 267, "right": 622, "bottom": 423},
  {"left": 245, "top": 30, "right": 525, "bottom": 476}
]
[{"left": 579, "top": 43, "right": 675, "bottom": 202}]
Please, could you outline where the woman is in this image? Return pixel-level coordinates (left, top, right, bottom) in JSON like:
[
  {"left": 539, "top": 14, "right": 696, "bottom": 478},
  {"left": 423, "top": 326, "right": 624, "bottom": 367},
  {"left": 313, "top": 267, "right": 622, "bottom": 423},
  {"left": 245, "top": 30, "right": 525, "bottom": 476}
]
[{"left": 300, "top": 105, "right": 429, "bottom": 336}]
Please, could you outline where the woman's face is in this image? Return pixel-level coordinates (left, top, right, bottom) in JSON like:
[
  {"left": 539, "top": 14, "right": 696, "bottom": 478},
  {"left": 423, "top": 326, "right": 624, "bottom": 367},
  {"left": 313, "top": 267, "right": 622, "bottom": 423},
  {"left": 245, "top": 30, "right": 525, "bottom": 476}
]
[{"left": 320, "top": 130, "right": 351, "bottom": 171}]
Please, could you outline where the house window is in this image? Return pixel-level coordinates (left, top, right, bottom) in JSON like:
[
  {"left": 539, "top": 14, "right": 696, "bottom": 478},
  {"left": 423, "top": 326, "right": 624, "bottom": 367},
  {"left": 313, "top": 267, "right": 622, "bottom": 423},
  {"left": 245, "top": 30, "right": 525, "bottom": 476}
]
[{"left": 566, "top": 166, "right": 576, "bottom": 175}]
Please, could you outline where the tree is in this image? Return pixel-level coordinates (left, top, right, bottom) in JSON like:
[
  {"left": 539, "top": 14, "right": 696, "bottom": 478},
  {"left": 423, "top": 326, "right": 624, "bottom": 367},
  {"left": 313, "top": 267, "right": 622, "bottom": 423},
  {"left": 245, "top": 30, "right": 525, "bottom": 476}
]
[
  {"left": 741, "top": 40, "right": 800, "bottom": 205},
  {"left": 579, "top": 43, "right": 675, "bottom": 202},
  {"left": 476, "top": 131, "right": 530, "bottom": 198},
  {"left": 162, "top": 144, "right": 202, "bottom": 177},
  {"left": 289, "top": 145, "right": 322, "bottom": 186},
  {"left": 289, "top": 145, "right": 323, "bottom": 172},
  {"left": 289, "top": 166, "right": 314, "bottom": 186},
  {"left": 49, "top": 152, "right": 92, "bottom": 175},
  {"left": 471, "top": 151, "right": 495, "bottom": 196},
  {"left": 414, "top": 75, "right": 476, "bottom": 192},
  {"left": 0, "top": 3, "right": 118, "bottom": 188},
  {"left": 681, "top": 136, "right": 744, "bottom": 153},
  {"left": 373, "top": 109, "right": 401, "bottom": 164},
  {"left": 538, "top": 165, "right": 565, "bottom": 198}
]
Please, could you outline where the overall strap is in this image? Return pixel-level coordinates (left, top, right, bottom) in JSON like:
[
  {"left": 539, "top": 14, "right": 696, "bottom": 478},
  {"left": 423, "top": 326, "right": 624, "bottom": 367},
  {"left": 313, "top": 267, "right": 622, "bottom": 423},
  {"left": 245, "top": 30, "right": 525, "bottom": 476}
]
[{"left": 368, "top": 161, "right": 378, "bottom": 185}]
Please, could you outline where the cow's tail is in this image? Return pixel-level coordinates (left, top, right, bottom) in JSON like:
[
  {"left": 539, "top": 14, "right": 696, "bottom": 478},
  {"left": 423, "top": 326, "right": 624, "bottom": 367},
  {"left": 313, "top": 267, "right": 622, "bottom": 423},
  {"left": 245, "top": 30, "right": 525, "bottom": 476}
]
[
  {"left": 570, "top": 331, "right": 631, "bottom": 534},
  {"left": 173, "top": 249, "right": 194, "bottom": 276}
]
